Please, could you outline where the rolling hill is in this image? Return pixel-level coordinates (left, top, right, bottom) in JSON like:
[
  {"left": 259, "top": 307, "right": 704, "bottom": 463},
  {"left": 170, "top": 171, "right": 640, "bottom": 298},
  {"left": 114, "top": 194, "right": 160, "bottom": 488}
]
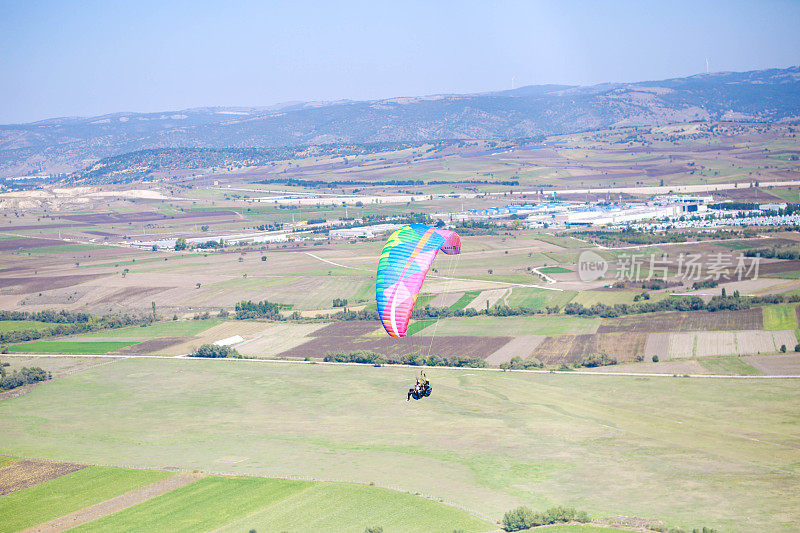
[{"left": 1, "top": 66, "right": 798, "bottom": 177}]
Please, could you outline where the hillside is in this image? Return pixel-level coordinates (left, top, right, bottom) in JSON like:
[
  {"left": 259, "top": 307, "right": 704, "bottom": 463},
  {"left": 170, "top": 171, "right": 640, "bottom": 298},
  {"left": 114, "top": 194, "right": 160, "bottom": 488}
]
[{"left": 1, "top": 66, "right": 799, "bottom": 177}]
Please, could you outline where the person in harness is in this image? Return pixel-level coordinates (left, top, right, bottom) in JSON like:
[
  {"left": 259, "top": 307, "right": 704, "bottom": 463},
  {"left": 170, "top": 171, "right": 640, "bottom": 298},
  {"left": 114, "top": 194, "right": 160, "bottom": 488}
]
[{"left": 407, "top": 372, "right": 432, "bottom": 401}]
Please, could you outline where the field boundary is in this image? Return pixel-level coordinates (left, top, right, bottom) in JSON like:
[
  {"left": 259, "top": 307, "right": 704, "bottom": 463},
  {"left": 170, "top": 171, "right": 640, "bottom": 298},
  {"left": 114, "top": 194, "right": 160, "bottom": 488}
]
[{"left": 4, "top": 353, "right": 800, "bottom": 379}]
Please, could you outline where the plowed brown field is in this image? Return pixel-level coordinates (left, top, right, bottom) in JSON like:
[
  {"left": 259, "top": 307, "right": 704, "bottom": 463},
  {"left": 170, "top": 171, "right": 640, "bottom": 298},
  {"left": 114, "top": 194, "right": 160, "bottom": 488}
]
[
  {"left": 0, "top": 460, "right": 85, "bottom": 496},
  {"left": 598, "top": 308, "right": 762, "bottom": 333}
]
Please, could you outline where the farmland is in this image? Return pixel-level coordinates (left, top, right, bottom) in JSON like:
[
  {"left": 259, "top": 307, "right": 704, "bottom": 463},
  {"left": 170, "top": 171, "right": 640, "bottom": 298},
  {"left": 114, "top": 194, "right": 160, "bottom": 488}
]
[
  {"left": 0, "top": 320, "right": 58, "bottom": 333},
  {"left": 80, "top": 320, "right": 222, "bottom": 339},
  {"left": 1, "top": 121, "right": 800, "bottom": 531},
  {"left": 0, "top": 357, "right": 798, "bottom": 532},
  {"left": 9, "top": 341, "right": 138, "bottom": 353},
  {"left": 0, "top": 466, "right": 170, "bottom": 532}
]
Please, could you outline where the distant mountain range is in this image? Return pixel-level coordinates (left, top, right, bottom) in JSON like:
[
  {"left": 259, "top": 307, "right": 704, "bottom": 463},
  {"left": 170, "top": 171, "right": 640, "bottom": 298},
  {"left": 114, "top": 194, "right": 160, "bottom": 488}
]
[{"left": 1, "top": 66, "right": 799, "bottom": 177}]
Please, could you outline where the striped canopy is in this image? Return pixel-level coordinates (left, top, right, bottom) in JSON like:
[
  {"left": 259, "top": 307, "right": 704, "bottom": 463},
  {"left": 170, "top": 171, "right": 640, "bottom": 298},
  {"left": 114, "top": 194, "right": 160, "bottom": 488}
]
[{"left": 376, "top": 224, "right": 461, "bottom": 337}]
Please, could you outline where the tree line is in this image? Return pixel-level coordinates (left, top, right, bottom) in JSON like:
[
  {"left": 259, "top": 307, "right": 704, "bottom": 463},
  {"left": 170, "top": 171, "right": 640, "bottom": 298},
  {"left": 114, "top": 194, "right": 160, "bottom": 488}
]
[
  {"left": 0, "top": 309, "right": 153, "bottom": 344},
  {"left": 564, "top": 292, "right": 793, "bottom": 318},
  {"left": 322, "top": 350, "right": 486, "bottom": 368}
]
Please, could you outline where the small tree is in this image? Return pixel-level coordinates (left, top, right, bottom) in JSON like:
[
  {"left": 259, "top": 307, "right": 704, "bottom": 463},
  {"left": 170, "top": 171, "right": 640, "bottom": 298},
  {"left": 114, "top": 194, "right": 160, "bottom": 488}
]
[
  {"left": 175, "top": 237, "right": 187, "bottom": 251},
  {"left": 502, "top": 506, "right": 536, "bottom": 531},
  {"left": 190, "top": 344, "right": 239, "bottom": 358},
  {"left": 652, "top": 355, "right": 659, "bottom": 362},
  {"left": 780, "top": 344, "right": 787, "bottom": 353}
]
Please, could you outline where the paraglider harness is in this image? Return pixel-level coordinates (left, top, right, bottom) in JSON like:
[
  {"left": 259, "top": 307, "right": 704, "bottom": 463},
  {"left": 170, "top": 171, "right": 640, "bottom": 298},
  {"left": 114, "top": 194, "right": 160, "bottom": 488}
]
[{"left": 407, "top": 371, "right": 432, "bottom": 401}]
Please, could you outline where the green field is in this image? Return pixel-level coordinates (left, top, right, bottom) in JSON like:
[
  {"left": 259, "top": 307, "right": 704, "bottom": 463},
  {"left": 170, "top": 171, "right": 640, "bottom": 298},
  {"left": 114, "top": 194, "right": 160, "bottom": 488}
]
[
  {"left": 82, "top": 319, "right": 222, "bottom": 339},
  {"left": 9, "top": 341, "right": 137, "bottom": 354},
  {"left": 762, "top": 188, "right": 800, "bottom": 203},
  {"left": 414, "top": 293, "right": 437, "bottom": 308},
  {"left": 450, "top": 290, "right": 481, "bottom": 310},
  {"left": 432, "top": 315, "right": 601, "bottom": 336},
  {"left": 0, "top": 466, "right": 170, "bottom": 533},
  {"left": 506, "top": 287, "right": 576, "bottom": 310},
  {"left": 533, "top": 234, "right": 588, "bottom": 249},
  {"left": 407, "top": 319, "right": 437, "bottom": 336},
  {"left": 715, "top": 241, "right": 753, "bottom": 250},
  {"left": 73, "top": 476, "right": 491, "bottom": 533},
  {"left": 14, "top": 244, "right": 110, "bottom": 254},
  {"left": 765, "top": 271, "right": 800, "bottom": 279},
  {"left": 762, "top": 304, "right": 798, "bottom": 330},
  {"left": 539, "top": 266, "right": 574, "bottom": 274},
  {"left": 0, "top": 320, "right": 56, "bottom": 333},
  {"left": 3, "top": 358, "right": 795, "bottom": 530},
  {"left": 698, "top": 356, "right": 762, "bottom": 376}
]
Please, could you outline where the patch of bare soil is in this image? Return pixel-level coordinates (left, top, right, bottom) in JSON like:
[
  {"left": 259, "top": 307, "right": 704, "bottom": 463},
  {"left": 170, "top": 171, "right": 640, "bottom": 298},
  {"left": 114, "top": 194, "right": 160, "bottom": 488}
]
[
  {"left": 597, "top": 308, "right": 762, "bottom": 333},
  {"left": 485, "top": 336, "right": 545, "bottom": 365},
  {"left": 95, "top": 286, "right": 170, "bottom": 304},
  {"left": 0, "top": 460, "right": 85, "bottom": 496},
  {"left": 759, "top": 260, "right": 800, "bottom": 275},
  {"left": 567, "top": 332, "right": 648, "bottom": 362},
  {"left": 530, "top": 336, "right": 576, "bottom": 364},
  {"left": 309, "top": 322, "right": 382, "bottom": 337},
  {"left": 0, "top": 223, "right": 88, "bottom": 231},
  {"left": 0, "top": 273, "right": 110, "bottom": 294},
  {"left": 24, "top": 473, "right": 203, "bottom": 533},
  {"left": 743, "top": 353, "right": 800, "bottom": 375},
  {"left": 0, "top": 238, "right": 67, "bottom": 252}
]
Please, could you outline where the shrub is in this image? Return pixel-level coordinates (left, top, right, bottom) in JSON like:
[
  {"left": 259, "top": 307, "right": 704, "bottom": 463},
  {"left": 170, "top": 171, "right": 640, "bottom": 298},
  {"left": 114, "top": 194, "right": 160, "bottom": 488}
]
[
  {"left": 795, "top": 343, "right": 800, "bottom": 352},
  {"left": 575, "top": 353, "right": 617, "bottom": 368},
  {"left": 502, "top": 506, "right": 537, "bottom": 531},
  {"left": 190, "top": 344, "right": 240, "bottom": 358},
  {"left": 652, "top": 355, "right": 659, "bottom": 362},
  {"left": 364, "top": 527, "right": 383, "bottom": 533},
  {"left": 780, "top": 344, "right": 786, "bottom": 353},
  {"left": 501, "top": 505, "right": 589, "bottom": 531},
  {"left": 0, "top": 366, "right": 52, "bottom": 391}
]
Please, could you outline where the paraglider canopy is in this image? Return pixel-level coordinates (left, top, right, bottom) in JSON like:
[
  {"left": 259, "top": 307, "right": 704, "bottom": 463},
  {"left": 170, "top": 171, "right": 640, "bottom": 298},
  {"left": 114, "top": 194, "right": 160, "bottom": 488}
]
[{"left": 376, "top": 224, "right": 461, "bottom": 338}]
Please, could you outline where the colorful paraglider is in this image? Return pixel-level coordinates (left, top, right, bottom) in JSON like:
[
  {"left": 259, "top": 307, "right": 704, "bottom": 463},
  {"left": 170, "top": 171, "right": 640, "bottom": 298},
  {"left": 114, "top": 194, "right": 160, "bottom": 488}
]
[
  {"left": 376, "top": 224, "right": 461, "bottom": 338},
  {"left": 377, "top": 223, "right": 461, "bottom": 401}
]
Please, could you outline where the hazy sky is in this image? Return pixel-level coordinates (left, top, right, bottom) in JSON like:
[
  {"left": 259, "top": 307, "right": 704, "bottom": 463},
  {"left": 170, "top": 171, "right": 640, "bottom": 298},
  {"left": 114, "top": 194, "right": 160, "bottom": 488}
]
[{"left": 1, "top": 0, "right": 799, "bottom": 124}]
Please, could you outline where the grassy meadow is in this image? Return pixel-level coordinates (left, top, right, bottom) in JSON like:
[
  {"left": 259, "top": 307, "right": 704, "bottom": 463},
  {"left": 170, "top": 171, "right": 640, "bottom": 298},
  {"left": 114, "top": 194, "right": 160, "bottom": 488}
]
[
  {"left": 0, "top": 357, "right": 798, "bottom": 532},
  {"left": 9, "top": 341, "right": 137, "bottom": 354}
]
